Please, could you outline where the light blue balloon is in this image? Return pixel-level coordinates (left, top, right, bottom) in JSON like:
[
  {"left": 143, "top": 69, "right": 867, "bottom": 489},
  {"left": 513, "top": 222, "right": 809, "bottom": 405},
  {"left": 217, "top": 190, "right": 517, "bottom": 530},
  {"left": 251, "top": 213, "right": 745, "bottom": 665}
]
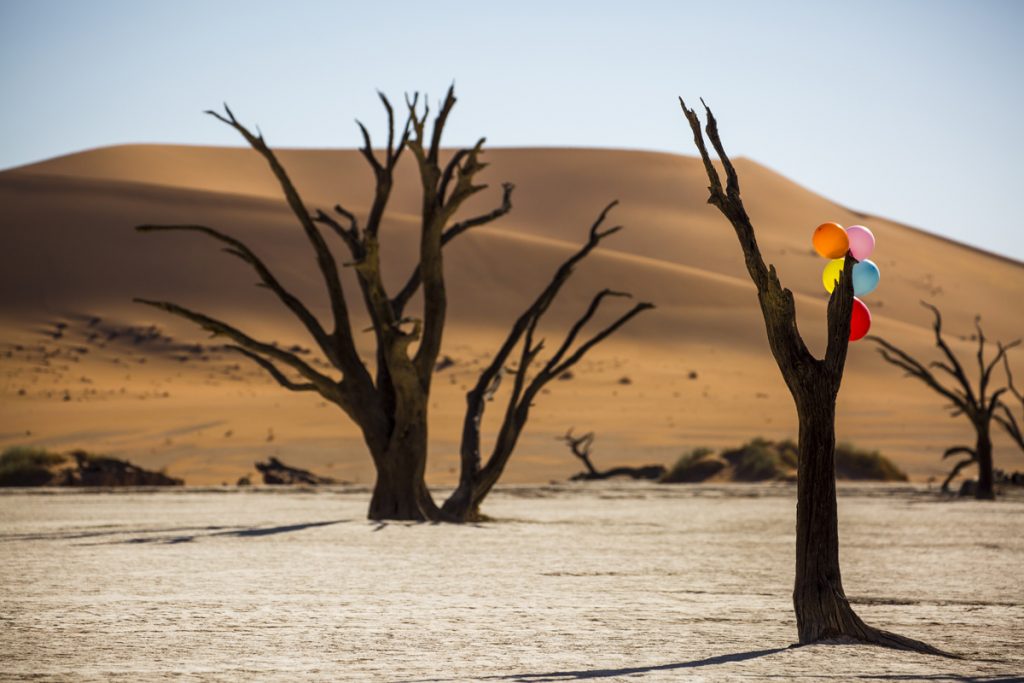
[{"left": 852, "top": 259, "right": 880, "bottom": 296}]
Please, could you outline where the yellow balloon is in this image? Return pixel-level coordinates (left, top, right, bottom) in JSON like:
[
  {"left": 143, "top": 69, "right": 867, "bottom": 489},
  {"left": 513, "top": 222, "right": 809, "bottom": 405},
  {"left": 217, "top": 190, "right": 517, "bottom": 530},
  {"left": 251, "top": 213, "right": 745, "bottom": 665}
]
[{"left": 822, "top": 258, "right": 845, "bottom": 293}]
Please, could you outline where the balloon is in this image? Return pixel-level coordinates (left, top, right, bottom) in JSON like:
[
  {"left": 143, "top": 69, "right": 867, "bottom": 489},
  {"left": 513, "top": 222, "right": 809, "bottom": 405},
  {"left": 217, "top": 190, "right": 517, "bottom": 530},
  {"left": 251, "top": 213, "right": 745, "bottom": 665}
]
[
  {"left": 822, "top": 258, "right": 845, "bottom": 293},
  {"left": 812, "top": 222, "right": 848, "bottom": 259},
  {"left": 852, "top": 259, "right": 880, "bottom": 296},
  {"left": 850, "top": 297, "right": 871, "bottom": 341},
  {"left": 846, "top": 225, "right": 875, "bottom": 260}
]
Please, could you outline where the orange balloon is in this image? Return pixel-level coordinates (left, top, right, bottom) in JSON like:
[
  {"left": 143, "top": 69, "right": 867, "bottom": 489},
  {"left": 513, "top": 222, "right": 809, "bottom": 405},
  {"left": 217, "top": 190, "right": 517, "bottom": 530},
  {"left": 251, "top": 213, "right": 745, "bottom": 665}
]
[{"left": 812, "top": 222, "right": 849, "bottom": 259}]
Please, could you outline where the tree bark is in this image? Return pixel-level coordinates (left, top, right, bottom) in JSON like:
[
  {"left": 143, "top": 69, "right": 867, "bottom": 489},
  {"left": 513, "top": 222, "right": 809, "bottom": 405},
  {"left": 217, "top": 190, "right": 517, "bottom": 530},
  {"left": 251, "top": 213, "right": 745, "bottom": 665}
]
[
  {"left": 974, "top": 424, "right": 995, "bottom": 500},
  {"left": 793, "top": 396, "right": 864, "bottom": 641},
  {"left": 368, "top": 436, "right": 439, "bottom": 521},
  {"left": 793, "top": 402, "right": 945, "bottom": 655}
]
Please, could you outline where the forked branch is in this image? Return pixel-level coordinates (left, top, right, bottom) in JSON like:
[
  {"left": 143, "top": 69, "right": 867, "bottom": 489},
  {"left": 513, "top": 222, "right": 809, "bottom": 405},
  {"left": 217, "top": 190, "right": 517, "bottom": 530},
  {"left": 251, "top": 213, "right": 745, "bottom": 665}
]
[
  {"left": 391, "top": 181, "right": 515, "bottom": 317},
  {"left": 995, "top": 346, "right": 1024, "bottom": 449},
  {"left": 134, "top": 297, "right": 337, "bottom": 396},
  {"left": 228, "top": 346, "right": 317, "bottom": 392},
  {"left": 456, "top": 203, "right": 653, "bottom": 502},
  {"left": 135, "top": 224, "right": 336, "bottom": 366},
  {"left": 562, "top": 429, "right": 597, "bottom": 475},
  {"left": 203, "top": 104, "right": 362, "bottom": 374}
]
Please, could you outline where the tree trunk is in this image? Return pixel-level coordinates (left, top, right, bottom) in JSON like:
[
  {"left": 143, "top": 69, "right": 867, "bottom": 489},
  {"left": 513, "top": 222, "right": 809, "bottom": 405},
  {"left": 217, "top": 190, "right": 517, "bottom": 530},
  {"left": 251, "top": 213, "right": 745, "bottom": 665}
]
[
  {"left": 369, "top": 459, "right": 438, "bottom": 520},
  {"left": 368, "top": 425, "right": 439, "bottom": 521},
  {"left": 974, "top": 424, "right": 995, "bottom": 500},
  {"left": 793, "top": 394, "right": 869, "bottom": 642},
  {"left": 791, "top": 390, "right": 950, "bottom": 654},
  {"left": 440, "top": 488, "right": 482, "bottom": 523}
]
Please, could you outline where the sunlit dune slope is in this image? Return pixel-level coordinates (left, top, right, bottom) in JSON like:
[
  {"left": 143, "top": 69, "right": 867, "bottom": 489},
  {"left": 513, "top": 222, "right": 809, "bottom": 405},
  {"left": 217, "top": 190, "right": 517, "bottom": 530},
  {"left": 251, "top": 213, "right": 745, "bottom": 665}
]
[{"left": 1, "top": 145, "right": 1021, "bottom": 485}]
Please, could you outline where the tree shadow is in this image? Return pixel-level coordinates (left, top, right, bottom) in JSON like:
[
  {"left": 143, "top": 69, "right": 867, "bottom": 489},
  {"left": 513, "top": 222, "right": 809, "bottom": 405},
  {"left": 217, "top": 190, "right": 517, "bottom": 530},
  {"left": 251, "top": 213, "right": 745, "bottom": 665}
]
[
  {"left": 754, "top": 675, "right": 1017, "bottom": 682},
  {"left": 446, "top": 648, "right": 1014, "bottom": 683},
  {"left": 82, "top": 519, "right": 348, "bottom": 545},
  {"left": 423, "top": 647, "right": 788, "bottom": 682},
  {"left": 4, "top": 524, "right": 238, "bottom": 542}
]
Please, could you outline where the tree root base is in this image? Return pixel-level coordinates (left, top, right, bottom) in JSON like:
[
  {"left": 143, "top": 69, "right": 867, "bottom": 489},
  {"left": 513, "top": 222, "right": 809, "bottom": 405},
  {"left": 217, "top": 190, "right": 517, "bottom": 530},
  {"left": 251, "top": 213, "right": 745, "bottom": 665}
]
[{"left": 793, "top": 627, "right": 959, "bottom": 659}]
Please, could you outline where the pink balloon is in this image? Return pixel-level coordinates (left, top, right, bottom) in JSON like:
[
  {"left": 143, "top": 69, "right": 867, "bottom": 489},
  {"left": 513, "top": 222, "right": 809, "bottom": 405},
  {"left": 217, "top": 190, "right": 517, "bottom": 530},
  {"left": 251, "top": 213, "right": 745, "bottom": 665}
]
[{"left": 846, "top": 225, "right": 875, "bottom": 261}]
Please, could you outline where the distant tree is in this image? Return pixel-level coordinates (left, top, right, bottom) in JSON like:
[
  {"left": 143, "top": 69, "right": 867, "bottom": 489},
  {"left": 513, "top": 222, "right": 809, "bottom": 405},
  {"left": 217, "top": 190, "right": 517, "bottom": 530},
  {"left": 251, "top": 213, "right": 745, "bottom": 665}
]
[
  {"left": 870, "top": 303, "right": 1019, "bottom": 499},
  {"left": 136, "top": 88, "right": 651, "bottom": 521},
  {"left": 555, "top": 428, "right": 666, "bottom": 482},
  {"left": 995, "top": 349, "right": 1024, "bottom": 455},
  {"left": 679, "top": 99, "right": 947, "bottom": 654}
]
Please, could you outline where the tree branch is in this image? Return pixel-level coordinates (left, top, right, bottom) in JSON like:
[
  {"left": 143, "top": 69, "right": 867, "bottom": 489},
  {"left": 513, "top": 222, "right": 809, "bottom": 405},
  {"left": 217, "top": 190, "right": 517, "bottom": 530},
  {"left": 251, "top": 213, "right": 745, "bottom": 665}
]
[
  {"left": 562, "top": 429, "right": 598, "bottom": 475},
  {"left": 454, "top": 203, "right": 651, "bottom": 503},
  {"left": 868, "top": 335, "right": 970, "bottom": 414},
  {"left": 134, "top": 297, "right": 337, "bottom": 395},
  {"left": 546, "top": 298, "right": 654, "bottom": 381},
  {"left": 443, "top": 181, "right": 515, "bottom": 242},
  {"left": 227, "top": 345, "right": 317, "bottom": 392},
  {"left": 205, "top": 104, "right": 361, "bottom": 374},
  {"left": 823, "top": 254, "right": 856, "bottom": 384},
  {"left": 982, "top": 339, "right": 1020, "bottom": 411},
  {"left": 391, "top": 182, "right": 515, "bottom": 317},
  {"left": 921, "top": 301, "right": 977, "bottom": 407},
  {"left": 678, "top": 99, "right": 813, "bottom": 381},
  {"left": 135, "top": 223, "right": 340, "bottom": 368}
]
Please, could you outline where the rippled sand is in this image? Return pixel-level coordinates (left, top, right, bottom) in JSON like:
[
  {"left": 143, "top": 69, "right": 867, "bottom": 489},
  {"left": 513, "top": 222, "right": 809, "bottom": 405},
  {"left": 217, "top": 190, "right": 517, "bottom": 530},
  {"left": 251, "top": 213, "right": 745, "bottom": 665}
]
[{"left": 2, "top": 483, "right": 1022, "bottom": 681}]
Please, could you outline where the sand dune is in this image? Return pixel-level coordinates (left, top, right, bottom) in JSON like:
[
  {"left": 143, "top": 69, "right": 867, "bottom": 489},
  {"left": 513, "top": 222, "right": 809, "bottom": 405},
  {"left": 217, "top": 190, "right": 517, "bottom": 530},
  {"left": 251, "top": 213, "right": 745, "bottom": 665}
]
[{"left": 1, "top": 145, "right": 1022, "bottom": 485}]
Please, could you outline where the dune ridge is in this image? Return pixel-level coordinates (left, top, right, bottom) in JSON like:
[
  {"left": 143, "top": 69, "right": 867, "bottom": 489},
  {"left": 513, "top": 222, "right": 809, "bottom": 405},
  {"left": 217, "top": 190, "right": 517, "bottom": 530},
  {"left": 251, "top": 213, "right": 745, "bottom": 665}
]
[{"left": 2, "top": 145, "right": 1021, "bottom": 485}]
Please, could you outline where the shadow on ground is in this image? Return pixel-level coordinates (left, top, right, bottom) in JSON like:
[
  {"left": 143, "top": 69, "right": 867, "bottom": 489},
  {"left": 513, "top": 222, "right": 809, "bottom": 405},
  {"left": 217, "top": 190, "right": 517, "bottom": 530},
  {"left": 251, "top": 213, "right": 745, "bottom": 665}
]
[
  {"left": 405, "top": 648, "right": 788, "bottom": 682},
  {"left": 452, "top": 648, "right": 1015, "bottom": 683},
  {"left": 80, "top": 519, "right": 350, "bottom": 545}
]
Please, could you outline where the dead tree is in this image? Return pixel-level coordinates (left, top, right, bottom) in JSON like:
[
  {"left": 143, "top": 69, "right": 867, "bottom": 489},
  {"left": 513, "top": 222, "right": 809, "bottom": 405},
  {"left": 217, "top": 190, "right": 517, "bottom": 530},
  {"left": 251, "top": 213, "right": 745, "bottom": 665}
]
[
  {"left": 869, "top": 304, "right": 1019, "bottom": 500},
  {"left": 564, "top": 429, "right": 599, "bottom": 476},
  {"left": 679, "top": 99, "right": 948, "bottom": 655},
  {"left": 441, "top": 209, "right": 654, "bottom": 521},
  {"left": 939, "top": 447, "right": 976, "bottom": 494},
  {"left": 136, "top": 87, "right": 649, "bottom": 522},
  {"left": 995, "top": 348, "right": 1023, "bottom": 453},
  {"left": 558, "top": 428, "right": 666, "bottom": 482}
]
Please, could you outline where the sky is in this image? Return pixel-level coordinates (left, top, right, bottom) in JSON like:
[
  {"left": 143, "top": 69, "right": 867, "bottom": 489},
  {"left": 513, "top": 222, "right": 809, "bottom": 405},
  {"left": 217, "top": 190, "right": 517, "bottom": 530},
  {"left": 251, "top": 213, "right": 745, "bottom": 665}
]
[{"left": 2, "top": 0, "right": 1022, "bottom": 261}]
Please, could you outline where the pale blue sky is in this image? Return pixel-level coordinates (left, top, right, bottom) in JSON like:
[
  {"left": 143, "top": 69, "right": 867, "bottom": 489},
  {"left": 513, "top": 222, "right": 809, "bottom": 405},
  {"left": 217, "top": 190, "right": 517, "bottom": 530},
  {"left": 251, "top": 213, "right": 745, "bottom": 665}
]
[{"left": 2, "top": 0, "right": 1022, "bottom": 260}]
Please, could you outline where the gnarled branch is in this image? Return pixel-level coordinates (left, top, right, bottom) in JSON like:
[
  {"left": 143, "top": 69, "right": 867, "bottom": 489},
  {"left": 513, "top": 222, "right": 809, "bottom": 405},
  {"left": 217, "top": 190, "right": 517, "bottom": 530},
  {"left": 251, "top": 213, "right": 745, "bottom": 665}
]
[
  {"left": 135, "top": 224, "right": 338, "bottom": 367},
  {"left": 450, "top": 204, "right": 653, "bottom": 510},
  {"left": 134, "top": 297, "right": 337, "bottom": 395},
  {"left": 679, "top": 99, "right": 819, "bottom": 385},
  {"left": 228, "top": 346, "right": 317, "bottom": 392},
  {"left": 995, "top": 345, "right": 1024, "bottom": 449},
  {"left": 868, "top": 334, "right": 970, "bottom": 415},
  {"left": 391, "top": 182, "right": 515, "bottom": 317},
  {"left": 204, "top": 104, "right": 362, "bottom": 376}
]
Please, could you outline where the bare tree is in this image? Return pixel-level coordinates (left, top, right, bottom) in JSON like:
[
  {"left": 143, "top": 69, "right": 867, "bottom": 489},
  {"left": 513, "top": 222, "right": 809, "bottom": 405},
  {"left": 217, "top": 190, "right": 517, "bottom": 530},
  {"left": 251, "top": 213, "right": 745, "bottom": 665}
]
[
  {"left": 995, "top": 348, "right": 1023, "bottom": 453},
  {"left": 556, "top": 428, "right": 666, "bottom": 482},
  {"left": 440, "top": 204, "right": 653, "bottom": 520},
  {"left": 938, "top": 447, "right": 978, "bottom": 494},
  {"left": 563, "top": 429, "right": 599, "bottom": 476},
  {"left": 136, "top": 88, "right": 650, "bottom": 522},
  {"left": 679, "top": 99, "right": 948, "bottom": 655},
  {"left": 869, "top": 303, "right": 1019, "bottom": 500}
]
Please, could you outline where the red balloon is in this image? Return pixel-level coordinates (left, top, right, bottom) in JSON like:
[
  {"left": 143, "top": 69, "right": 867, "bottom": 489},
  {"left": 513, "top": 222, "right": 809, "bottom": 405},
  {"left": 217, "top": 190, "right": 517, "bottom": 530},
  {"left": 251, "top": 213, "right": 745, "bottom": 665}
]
[{"left": 850, "top": 297, "right": 871, "bottom": 341}]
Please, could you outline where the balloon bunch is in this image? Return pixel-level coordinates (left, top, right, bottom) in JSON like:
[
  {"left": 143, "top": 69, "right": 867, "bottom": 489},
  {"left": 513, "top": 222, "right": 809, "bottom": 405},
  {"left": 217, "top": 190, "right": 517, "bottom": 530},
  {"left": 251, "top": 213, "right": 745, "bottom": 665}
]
[{"left": 812, "top": 222, "right": 878, "bottom": 342}]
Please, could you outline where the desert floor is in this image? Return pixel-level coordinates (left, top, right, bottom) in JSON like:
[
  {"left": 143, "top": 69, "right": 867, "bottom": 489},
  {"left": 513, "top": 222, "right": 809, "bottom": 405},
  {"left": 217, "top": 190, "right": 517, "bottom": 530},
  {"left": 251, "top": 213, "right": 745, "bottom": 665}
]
[{"left": 2, "top": 482, "right": 1021, "bottom": 681}]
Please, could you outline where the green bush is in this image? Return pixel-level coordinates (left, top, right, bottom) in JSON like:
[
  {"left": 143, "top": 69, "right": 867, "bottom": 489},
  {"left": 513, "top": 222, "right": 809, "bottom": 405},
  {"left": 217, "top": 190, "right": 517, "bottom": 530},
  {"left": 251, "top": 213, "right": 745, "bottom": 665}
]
[
  {"left": 662, "top": 447, "right": 722, "bottom": 483},
  {"left": 721, "top": 438, "right": 784, "bottom": 481},
  {"left": 835, "top": 442, "right": 908, "bottom": 481},
  {"left": 661, "top": 438, "right": 906, "bottom": 484},
  {"left": 0, "top": 446, "right": 66, "bottom": 486}
]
